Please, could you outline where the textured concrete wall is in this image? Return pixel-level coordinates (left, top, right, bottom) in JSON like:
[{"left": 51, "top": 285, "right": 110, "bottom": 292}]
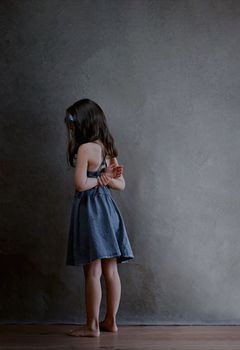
[{"left": 1, "top": 0, "right": 240, "bottom": 324}]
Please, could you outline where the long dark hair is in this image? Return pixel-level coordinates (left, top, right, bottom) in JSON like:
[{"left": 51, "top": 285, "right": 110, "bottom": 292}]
[{"left": 64, "top": 98, "right": 118, "bottom": 167}]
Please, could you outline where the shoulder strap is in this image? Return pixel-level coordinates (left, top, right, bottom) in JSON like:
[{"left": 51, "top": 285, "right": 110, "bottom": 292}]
[{"left": 97, "top": 145, "right": 106, "bottom": 171}]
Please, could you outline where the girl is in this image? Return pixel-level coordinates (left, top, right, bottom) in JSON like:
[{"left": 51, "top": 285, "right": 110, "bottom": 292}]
[{"left": 64, "top": 98, "right": 134, "bottom": 337}]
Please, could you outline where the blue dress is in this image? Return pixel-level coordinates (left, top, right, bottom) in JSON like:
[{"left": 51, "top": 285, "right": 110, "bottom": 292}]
[{"left": 65, "top": 154, "right": 134, "bottom": 266}]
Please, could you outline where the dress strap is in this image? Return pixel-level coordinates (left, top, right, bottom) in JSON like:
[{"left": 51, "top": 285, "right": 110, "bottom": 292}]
[{"left": 97, "top": 145, "right": 106, "bottom": 171}]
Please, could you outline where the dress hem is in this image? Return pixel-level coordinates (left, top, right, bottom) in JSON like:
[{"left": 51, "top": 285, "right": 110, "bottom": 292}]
[{"left": 66, "top": 254, "right": 134, "bottom": 266}]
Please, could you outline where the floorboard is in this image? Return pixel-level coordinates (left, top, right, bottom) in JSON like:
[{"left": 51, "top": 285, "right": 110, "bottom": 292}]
[{"left": 1, "top": 325, "right": 240, "bottom": 349}]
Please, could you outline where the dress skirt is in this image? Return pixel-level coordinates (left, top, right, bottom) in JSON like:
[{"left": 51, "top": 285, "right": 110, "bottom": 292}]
[{"left": 65, "top": 176, "right": 134, "bottom": 266}]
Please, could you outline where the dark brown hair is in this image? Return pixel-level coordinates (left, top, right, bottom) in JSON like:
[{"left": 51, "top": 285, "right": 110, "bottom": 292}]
[{"left": 64, "top": 98, "right": 118, "bottom": 167}]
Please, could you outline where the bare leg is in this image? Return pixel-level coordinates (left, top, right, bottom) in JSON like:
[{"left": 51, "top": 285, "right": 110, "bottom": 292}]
[
  {"left": 100, "top": 257, "right": 121, "bottom": 332},
  {"left": 66, "top": 259, "right": 102, "bottom": 337}
]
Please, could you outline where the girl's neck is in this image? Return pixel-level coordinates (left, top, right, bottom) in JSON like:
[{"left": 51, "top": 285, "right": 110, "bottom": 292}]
[{"left": 94, "top": 139, "right": 102, "bottom": 146}]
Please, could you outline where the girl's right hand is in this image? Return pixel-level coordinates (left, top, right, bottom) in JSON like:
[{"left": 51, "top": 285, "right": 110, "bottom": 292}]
[{"left": 97, "top": 173, "right": 112, "bottom": 187}]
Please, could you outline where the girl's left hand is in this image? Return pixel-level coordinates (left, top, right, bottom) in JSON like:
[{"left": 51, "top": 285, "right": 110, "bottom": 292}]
[{"left": 105, "top": 164, "right": 124, "bottom": 178}]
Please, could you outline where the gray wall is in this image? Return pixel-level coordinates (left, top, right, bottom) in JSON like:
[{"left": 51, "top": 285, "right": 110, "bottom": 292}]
[{"left": 1, "top": 0, "right": 240, "bottom": 325}]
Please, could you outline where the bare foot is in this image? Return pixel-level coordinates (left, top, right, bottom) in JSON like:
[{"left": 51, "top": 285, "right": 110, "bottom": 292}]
[
  {"left": 66, "top": 325, "right": 100, "bottom": 337},
  {"left": 99, "top": 320, "right": 118, "bottom": 332}
]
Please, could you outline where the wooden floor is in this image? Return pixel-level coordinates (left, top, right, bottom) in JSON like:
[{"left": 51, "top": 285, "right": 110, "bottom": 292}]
[{"left": 1, "top": 325, "right": 240, "bottom": 349}]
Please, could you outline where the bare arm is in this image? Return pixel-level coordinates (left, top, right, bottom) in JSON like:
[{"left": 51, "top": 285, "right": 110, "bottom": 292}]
[
  {"left": 74, "top": 144, "right": 98, "bottom": 191},
  {"left": 107, "top": 177, "right": 125, "bottom": 191},
  {"left": 106, "top": 157, "right": 125, "bottom": 191}
]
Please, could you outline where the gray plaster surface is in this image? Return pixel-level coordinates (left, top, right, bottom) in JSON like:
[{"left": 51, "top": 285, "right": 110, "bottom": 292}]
[{"left": 1, "top": 0, "right": 240, "bottom": 324}]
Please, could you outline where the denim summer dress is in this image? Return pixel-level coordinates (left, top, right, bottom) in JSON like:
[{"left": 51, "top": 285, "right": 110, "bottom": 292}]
[{"left": 66, "top": 154, "right": 134, "bottom": 266}]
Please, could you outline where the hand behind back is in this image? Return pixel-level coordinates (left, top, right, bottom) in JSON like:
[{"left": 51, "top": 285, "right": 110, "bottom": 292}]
[{"left": 97, "top": 158, "right": 123, "bottom": 187}]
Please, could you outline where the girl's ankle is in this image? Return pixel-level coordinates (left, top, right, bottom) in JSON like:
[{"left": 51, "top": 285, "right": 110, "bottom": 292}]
[
  {"left": 104, "top": 316, "right": 117, "bottom": 325},
  {"left": 87, "top": 320, "right": 100, "bottom": 331}
]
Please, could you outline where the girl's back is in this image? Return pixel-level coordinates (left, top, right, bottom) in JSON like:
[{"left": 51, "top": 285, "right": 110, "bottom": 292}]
[{"left": 84, "top": 141, "right": 108, "bottom": 172}]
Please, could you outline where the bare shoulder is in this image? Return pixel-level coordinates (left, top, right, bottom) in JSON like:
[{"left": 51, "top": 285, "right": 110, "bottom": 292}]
[
  {"left": 76, "top": 143, "right": 93, "bottom": 157},
  {"left": 77, "top": 142, "right": 97, "bottom": 151}
]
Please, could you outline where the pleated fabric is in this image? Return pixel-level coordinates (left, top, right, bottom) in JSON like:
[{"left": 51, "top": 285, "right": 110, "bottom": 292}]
[{"left": 65, "top": 159, "right": 134, "bottom": 266}]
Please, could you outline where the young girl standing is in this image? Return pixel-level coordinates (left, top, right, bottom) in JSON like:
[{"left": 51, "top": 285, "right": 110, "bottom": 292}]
[{"left": 64, "top": 98, "right": 134, "bottom": 337}]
